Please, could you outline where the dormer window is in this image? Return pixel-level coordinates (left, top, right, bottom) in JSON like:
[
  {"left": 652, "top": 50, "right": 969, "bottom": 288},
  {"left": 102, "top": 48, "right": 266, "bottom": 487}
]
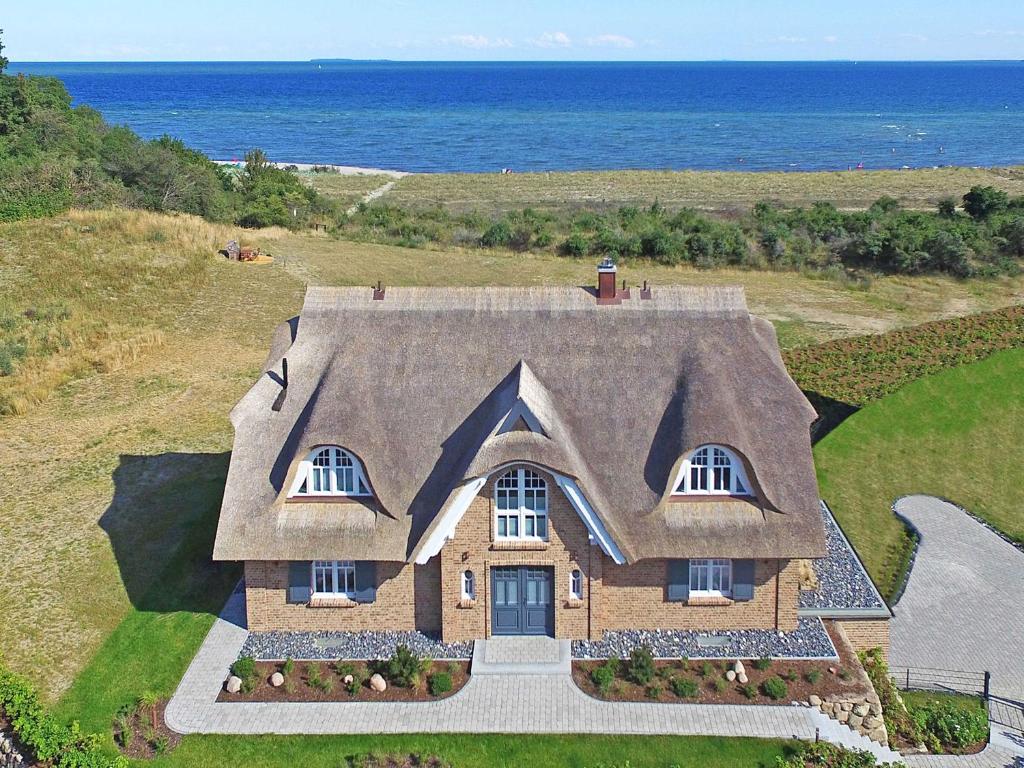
[
  {"left": 289, "top": 446, "right": 371, "bottom": 497},
  {"left": 495, "top": 467, "right": 548, "bottom": 539},
  {"left": 673, "top": 445, "right": 750, "bottom": 496}
]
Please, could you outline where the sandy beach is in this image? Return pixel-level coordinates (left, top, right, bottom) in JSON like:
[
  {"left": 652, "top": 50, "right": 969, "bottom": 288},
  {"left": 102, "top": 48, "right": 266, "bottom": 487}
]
[{"left": 213, "top": 159, "right": 410, "bottom": 178}]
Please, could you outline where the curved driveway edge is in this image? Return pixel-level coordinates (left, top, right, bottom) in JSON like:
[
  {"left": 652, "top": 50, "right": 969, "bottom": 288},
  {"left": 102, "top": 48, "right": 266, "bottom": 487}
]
[{"left": 891, "top": 496, "right": 1024, "bottom": 702}]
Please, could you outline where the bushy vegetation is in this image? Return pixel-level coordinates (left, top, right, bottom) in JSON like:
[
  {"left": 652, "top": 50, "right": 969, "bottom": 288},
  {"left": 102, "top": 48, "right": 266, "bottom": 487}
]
[
  {"left": 385, "top": 645, "right": 431, "bottom": 688},
  {"left": 338, "top": 188, "right": 1024, "bottom": 278},
  {"left": 775, "top": 740, "right": 894, "bottom": 768},
  {"left": 626, "top": 646, "right": 656, "bottom": 686},
  {"left": 760, "top": 676, "right": 789, "bottom": 701},
  {"left": 0, "top": 660, "right": 128, "bottom": 767},
  {"left": 0, "top": 32, "right": 331, "bottom": 228}
]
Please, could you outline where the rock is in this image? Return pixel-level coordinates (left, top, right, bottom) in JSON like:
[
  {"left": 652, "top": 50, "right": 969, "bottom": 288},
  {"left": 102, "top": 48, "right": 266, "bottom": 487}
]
[
  {"left": 852, "top": 703, "right": 869, "bottom": 717},
  {"left": 869, "top": 702, "right": 882, "bottom": 716},
  {"left": 725, "top": 670, "right": 736, "bottom": 682},
  {"left": 863, "top": 715, "right": 881, "bottom": 730},
  {"left": 866, "top": 692, "right": 880, "bottom": 705},
  {"left": 270, "top": 672, "right": 284, "bottom": 687},
  {"left": 808, "top": 694, "right": 822, "bottom": 707},
  {"left": 822, "top": 702, "right": 835, "bottom": 715},
  {"left": 737, "top": 673, "right": 748, "bottom": 684},
  {"left": 369, "top": 673, "right": 387, "bottom": 692},
  {"left": 848, "top": 713, "right": 864, "bottom": 729},
  {"left": 343, "top": 674, "right": 354, "bottom": 685},
  {"left": 828, "top": 666, "right": 838, "bottom": 675},
  {"left": 869, "top": 727, "right": 887, "bottom": 744},
  {"left": 733, "top": 660, "right": 745, "bottom": 675},
  {"left": 836, "top": 709, "right": 850, "bottom": 723},
  {"left": 226, "top": 675, "right": 242, "bottom": 693},
  {"left": 841, "top": 702, "right": 853, "bottom": 712}
]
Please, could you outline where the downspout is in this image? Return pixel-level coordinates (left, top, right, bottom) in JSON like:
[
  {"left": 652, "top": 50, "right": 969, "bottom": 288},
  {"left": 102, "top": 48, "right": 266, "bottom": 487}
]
[{"left": 775, "top": 560, "right": 782, "bottom": 630}]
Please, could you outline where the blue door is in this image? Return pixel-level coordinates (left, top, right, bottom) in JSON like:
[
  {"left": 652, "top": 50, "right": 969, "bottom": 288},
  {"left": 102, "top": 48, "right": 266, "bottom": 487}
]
[{"left": 491, "top": 566, "right": 553, "bottom": 636}]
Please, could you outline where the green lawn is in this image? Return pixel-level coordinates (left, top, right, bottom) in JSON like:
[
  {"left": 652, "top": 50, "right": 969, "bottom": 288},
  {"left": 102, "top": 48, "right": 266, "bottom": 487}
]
[{"left": 815, "top": 347, "right": 1024, "bottom": 600}]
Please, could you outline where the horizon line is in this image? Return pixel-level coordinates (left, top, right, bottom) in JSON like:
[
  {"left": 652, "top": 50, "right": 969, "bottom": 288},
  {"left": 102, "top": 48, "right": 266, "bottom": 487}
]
[{"left": 10, "top": 58, "right": 1024, "bottom": 65}]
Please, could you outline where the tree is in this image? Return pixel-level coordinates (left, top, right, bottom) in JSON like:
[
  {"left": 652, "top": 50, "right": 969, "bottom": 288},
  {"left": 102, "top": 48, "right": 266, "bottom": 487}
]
[
  {"left": 962, "top": 185, "right": 1009, "bottom": 221},
  {"left": 937, "top": 197, "right": 958, "bottom": 218},
  {"left": 999, "top": 216, "right": 1024, "bottom": 258},
  {"left": 0, "top": 29, "right": 8, "bottom": 74},
  {"left": 241, "top": 148, "right": 271, "bottom": 190}
]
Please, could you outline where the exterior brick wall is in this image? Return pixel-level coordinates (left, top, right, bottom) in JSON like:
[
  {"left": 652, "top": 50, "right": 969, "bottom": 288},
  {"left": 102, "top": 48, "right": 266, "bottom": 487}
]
[
  {"left": 244, "top": 463, "right": 803, "bottom": 639},
  {"left": 835, "top": 617, "right": 891, "bottom": 660},
  {"left": 244, "top": 558, "right": 441, "bottom": 633},
  {"left": 439, "top": 465, "right": 592, "bottom": 642},
  {"left": 594, "top": 557, "right": 801, "bottom": 633}
]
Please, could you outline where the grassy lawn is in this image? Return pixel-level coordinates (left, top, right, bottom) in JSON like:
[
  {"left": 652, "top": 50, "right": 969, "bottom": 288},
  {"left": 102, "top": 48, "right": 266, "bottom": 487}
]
[
  {"left": 900, "top": 691, "right": 987, "bottom": 716},
  {"left": 150, "top": 734, "right": 793, "bottom": 768},
  {"left": 815, "top": 348, "right": 1024, "bottom": 600},
  {"left": 301, "top": 172, "right": 395, "bottom": 208},
  {"left": 383, "top": 166, "right": 1024, "bottom": 213}
]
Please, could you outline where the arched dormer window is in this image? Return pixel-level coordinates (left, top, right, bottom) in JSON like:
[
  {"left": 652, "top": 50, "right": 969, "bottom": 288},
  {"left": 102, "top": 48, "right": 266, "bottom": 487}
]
[
  {"left": 289, "top": 446, "right": 371, "bottom": 498},
  {"left": 672, "top": 445, "right": 751, "bottom": 496},
  {"left": 495, "top": 467, "right": 548, "bottom": 540}
]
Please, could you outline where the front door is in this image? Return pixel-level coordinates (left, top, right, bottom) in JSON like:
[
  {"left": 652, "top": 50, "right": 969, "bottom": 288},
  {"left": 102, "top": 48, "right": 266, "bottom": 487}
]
[{"left": 491, "top": 566, "right": 553, "bottom": 636}]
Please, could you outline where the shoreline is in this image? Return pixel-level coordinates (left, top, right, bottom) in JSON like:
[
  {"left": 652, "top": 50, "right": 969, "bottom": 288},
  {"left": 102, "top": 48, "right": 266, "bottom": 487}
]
[{"left": 213, "top": 160, "right": 410, "bottom": 178}]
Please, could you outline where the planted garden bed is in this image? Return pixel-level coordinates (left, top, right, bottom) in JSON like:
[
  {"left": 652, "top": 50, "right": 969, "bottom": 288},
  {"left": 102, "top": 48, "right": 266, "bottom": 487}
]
[
  {"left": 113, "top": 698, "right": 181, "bottom": 759},
  {"left": 219, "top": 647, "right": 469, "bottom": 703}
]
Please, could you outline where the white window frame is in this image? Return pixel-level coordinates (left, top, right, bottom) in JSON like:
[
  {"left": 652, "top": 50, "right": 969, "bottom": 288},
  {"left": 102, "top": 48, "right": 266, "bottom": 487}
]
[
  {"left": 461, "top": 570, "right": 476, "bottom": 601},
  {"left": 312, "top": 560, "right": 356, "bottom": 598},
  {"left": 494, "top": 467, "right": 549, "bottom": 540},
  {"left": 689, "top": 558, "right": 732, "bottom": 598},
  {"left": 569, "top": 568, "right": 583, "bottom": 600},
  {"left": 289, "top": 446, "right": 372, "bottom": 498},
  {"left": 672, "top": 445, "right": 751, "bottom": 496}
]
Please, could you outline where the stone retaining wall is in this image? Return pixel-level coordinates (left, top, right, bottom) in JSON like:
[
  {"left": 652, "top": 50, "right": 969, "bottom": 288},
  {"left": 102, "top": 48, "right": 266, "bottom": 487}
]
[{"left": 809, "top": 692, "right": 889, "bottom": 746}]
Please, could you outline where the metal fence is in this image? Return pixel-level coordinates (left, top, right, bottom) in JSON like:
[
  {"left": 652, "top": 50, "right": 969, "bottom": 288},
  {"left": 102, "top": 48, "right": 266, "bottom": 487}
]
[{"left": 890, "top": 665, "right": 1024, "bottom": 732}]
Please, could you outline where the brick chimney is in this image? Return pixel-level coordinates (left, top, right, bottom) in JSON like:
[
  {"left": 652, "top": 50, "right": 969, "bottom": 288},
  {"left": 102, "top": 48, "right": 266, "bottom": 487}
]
[{"left": 597, "top": 257, "right": 619, "bottom": 304}]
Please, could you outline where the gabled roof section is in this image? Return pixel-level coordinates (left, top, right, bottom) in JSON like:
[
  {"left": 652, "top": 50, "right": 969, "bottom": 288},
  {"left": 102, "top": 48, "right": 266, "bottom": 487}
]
[{"left": 213, "top": 285, "right": 827, "bottom": 564}]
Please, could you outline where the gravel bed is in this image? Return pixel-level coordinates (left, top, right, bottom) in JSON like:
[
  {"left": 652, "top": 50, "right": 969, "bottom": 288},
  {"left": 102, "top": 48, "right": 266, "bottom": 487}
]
[
  {"left": 572, "top": 616, "right": 837, "bottom": 660},
  {"left": 240, "top": 630, "right": 473, "bottom": 661},
  {"left": 799, "top": 502, "right": 886, "bottom": 611}
]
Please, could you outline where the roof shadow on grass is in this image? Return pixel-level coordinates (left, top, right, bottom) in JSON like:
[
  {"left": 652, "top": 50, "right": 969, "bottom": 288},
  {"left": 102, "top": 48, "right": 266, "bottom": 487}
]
[
  {"left": 804, "top": 391, "right": 859, "bottom": 444},
  {"left": 98, "top": 451, "right": 241, "bottom": 616}
]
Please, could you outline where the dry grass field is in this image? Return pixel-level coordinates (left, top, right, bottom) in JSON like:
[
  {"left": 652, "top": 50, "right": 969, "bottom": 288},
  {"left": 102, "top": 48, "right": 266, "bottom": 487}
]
[
  {"left": 301, "top": 172, "right": 395, "bottom": 207},
  {"left": 380, "top": 166, "right": 1024, "bottom": 213},
  {"left": 1, "top": 207, "right": 1023, "bottom": 701}
]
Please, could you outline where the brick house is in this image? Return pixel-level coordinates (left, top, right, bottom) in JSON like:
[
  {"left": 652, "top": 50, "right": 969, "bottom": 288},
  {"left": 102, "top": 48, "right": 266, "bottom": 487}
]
[{"left": 213, "top": 263, "right": 828, "bottom": 642}]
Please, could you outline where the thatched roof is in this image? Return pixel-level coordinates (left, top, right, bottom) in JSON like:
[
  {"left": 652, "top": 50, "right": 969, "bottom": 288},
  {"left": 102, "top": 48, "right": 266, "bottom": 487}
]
[{"left": 213, "top": 285, "right": 826, "bottom": 563}]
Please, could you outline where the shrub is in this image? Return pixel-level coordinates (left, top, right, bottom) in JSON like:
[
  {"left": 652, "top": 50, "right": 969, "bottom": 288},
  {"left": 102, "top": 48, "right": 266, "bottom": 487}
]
[
  {"left": 753, "top": 657, "right": 772, "bottom": 671},
  {"left": 713, "top": 677, "right": 729, "bottom": 693},
  {"left": 782, "top": 669, "right": 799, "bottom": 683},
  {"left": 627, "top": 646, "right": 656, "bottom": 686},
  {"left": 699, "top": 661, "right": 714, "bottom": 678},
  {"left": 740, "top": 684, "right": 757, "bottom": 700},
  {"left": 560, "top": 231, "right": 590, "bottom": 258},
  {"left": 334, "top": 661, "right": 356, "bottom": 679},
  {"left": 776, "top": 741, "right": 886, "bottom": 768},
  {"left": 761, "top": 676, "right": 788, "bottom": 700},
  {"left": 386, "top": 645, "right": 430, "bottom": 688},
  {"left": 590, "top": 663, "right": 617, "bottom": 695},
  {"left": 963, "top": 185, "right": 1009, "bottom": 220},
  {"left": 645, "top": 683, "right": 662, "bottom": 699},
  {"left": 480, "top": 220, "right": 513, "bottom": 248},
  {"left": 671, "top": 677, "right": 699, "bottom": 698},
  {"left": 428, "top": 672, "right": 453, "bottom": 696},
  {"left": 910, "top": 698, "right": 989, "bottom": 750},
  {"left": 282, "top": 657, "right": 295, "bottom": 677},
  {"left": 230, "top": 656, "right": 256, "bottom": 681}
]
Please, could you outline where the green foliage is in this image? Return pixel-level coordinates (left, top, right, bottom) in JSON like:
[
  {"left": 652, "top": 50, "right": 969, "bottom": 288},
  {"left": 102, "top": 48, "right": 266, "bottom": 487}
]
[
  {"left": 782, "top": 669, "right": 799, "bottom": 683},
  {"left": 671, "top": 677, "right": 699, "bottom": 698},
  {"left": 645, "top": 683, "right": 663, "bottom": 699},
  {"left": 713, "top": 677, "right": 729, "bottom": 693},
  {"left": 858, "top": 649, "right": 924, "bottom": 747},
  {"left": 0, "top": 29, "right": 8, "bottom": 74},
  {"left": 760, "top": 676, "right": 789, "bottom": 701},
  {"left": 907, "top": 696, "right": 988, "bottom": 751},
  {"left": 775, "top": 740, "right": 887, "bottom": 768},
  {"left": 962, "top": 185, "right": 1009, "bottom": 220},
  {"left": 590, "top": 662, "right": 617, "bottom": 695},
  {"left": 230, "top": 657, "right": 256, "bottom": 682},
  {"left": 626, "top": 646, "right": 656, "bottom": 686},
  {"left": 753, "top": 657, "right": 772, "bottom": 671},
  {"left": 282, "top": 657, "right": 295, "bottom": 677},
  {"left": 740, "top": 684, "right": 758, "bottom": 700},
  {"left": 699, "top": 661, "right": 714, "bottom": 678},
  {"left": 805, "top": 669, "right": 822, "bottom": 685},
  {"left": 0, "top": 661, "right": 128, "bottom": 767},
  {"left": 386, "top": 645, "right": 430, "bottom": 688},
  {"left": 428, "top": 672, "right": 453, "bottom": 696}
]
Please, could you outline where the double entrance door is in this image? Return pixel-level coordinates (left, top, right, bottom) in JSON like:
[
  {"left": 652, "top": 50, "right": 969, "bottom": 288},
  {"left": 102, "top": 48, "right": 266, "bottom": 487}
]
[{"left": 491, "top": 566, "right": 554, "bottom": 636}]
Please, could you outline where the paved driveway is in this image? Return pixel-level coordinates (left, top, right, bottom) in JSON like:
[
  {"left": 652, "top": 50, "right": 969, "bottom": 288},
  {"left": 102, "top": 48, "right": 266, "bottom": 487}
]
[{"left": 891, "top": 496, "right": 1024, "bottom": 701}]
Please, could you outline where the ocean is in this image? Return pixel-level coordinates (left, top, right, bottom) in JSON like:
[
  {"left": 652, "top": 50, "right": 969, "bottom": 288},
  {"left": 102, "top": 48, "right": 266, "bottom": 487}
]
[{"left": 11, "top": 61, "right": 1024, "bottom": 173}]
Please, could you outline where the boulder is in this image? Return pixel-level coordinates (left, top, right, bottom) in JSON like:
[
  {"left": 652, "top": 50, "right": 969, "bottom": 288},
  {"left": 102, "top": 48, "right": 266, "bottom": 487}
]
[
  {"left": 841, "top": 702, "right": 853, "bottom": 712},
  {"left": 725, "top": 670, "right": 737, "bottom": 682},
  {"left": 226, "top": 675, "right": 242, "bottom": 694},
  {"left": 822, "top": 702, "right": 835, "bottom": 715},
  {"left": 869, "top": 727, "right": 888, "bottom": 745},
  {"left": 808, "top": 694, "right": 822, "bottom": 707},
  {"left": 270, "top": 672, "right": 284, "bottom": 687},
  {"left": 862, "top": 715, "right": 882, "bottom": 730},
  {"left": 869, "top": 702, "right": 882, "bottom": 716},
  {"left": 343, "top": 674, "right": 354, "bottom": 685},
  {"left": 866, "top": 692, "right": 880, "bottom": 705},
  {"left": 733, "top": 660, "right": 745, "bottom": 675},
  {"left": 828, "top": 666, "right": 838, "bottom": 675},
  {"left": 369, "top": 673, "right": 387, "bottom": 692},
  {"left": 848, "top": 713, "right": 864, "bottom": 729},
  {"left": 836, "top": 709, "right": 850, "bottom": 723},
  {"left": 852, "top": 703, "right": 869, "bottom": 717},
  {"left": 737, "top": 673, "right": 748, "bottom": 684}
]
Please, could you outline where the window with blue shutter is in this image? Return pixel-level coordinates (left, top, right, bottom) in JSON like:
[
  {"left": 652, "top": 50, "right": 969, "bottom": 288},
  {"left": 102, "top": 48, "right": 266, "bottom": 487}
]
[
  {"left": 732, "top": 559, "right": 755, "bottom": 601},
  {"left": 667, "top": 559, "right": 689, "bottom": 602},
  {"left": 287, "top": 561, "right": 312, "bottom": 603},
  {"left": 352, "top": 561, "right": 377, "bottom": 603}
]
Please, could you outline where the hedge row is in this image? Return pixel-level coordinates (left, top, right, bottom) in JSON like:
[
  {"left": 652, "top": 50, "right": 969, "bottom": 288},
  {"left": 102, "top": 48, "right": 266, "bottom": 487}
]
[{"left": 0, "top": 662, "right": 127, "bottom": 768}]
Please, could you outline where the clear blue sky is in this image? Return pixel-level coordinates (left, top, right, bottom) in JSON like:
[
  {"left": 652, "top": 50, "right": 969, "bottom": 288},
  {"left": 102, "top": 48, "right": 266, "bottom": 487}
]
[{"left": 6, "top": 0, "right": 1024, "bottom": 61}]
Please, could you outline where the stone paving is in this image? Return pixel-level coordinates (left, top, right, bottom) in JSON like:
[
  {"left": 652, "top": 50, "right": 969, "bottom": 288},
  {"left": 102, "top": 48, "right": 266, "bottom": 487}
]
[{"left": 891, "top": 496, "right": 1024, "bottom": 702}]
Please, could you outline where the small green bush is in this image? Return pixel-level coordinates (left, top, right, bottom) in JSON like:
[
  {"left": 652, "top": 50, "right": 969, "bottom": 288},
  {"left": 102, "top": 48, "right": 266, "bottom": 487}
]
[
  {"left": 740, "top": 684, "right": 757, "bottom": 700},
  {"left": 386, "top": 644, "right": 430, "bottom": 688},
  {"left": 334, "top": 661, "right": 356, "bottom": 679},
  {"left": 910, "top": 698, "right": 989, "bottom": 750},
  {"left": 428, "top": 672, "right": 453, "bottom": 696},
  {"left": 282, "top": 657, "right": 295, "bottom": 677},
  {"left": 805, "top": 669, "right": 822, "bottom": 684},
  {"left": 713, "top": 677, "right": 729, "bottom": 693},
  {"left": 761, "top": 676, "right": 789, "bottom": 701},
  {"left": 627, "top": 646, "right": 656, "bottom": 686},
  {"left": 645, "top": 683, "right": 662, "bottom": 699},
  {"left": 782, "top": 668, "right": 799, "bottom": 683},
  {"left": 591, "top": 663, "right": 617, "bottom": 695},
  {"left": 753, "top": 657, "right": 772, "bottom": 671},
  {"left": 671, "top": 677, "right": 699, "bottom": 698},
  {"left": 560, "top": 231, "right": 590, "bottom": 258},
  {"left": 699, "top": 661, "right": 714, "bottom": 678},
  {"left": 230, "top": 656, "right": 256, "bottom": 681},
  {"left": 776, "top": 741, "right": 885, "bottom": 768}
]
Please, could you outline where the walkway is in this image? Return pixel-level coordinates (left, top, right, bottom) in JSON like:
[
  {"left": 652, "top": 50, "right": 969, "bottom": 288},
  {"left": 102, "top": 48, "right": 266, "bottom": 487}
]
[
  {"left": 165, "top": 588, "right": 899, "bottom": 762},
  {"left": 891, "top": 496, "right": 1024, "bottom": 701},
  {"left": 345, "top": 180, "right": 396, "bottom": 216}
]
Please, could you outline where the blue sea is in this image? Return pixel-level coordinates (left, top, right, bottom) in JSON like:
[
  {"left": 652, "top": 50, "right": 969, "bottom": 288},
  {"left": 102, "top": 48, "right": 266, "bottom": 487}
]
[{"left": 11, "top": 61, "right": 1024, "bottom": 173}]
